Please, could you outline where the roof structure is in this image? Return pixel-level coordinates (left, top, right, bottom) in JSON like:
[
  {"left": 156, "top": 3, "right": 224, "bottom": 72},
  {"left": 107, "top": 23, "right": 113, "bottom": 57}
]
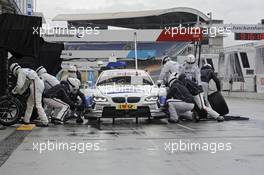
[{"left": 53, "top": 7, "right": 210, "bottom": 29}]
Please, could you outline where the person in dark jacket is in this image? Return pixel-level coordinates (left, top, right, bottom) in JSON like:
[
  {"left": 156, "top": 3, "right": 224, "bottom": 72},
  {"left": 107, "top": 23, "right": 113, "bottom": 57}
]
[
  {"left": 62, "top": 78, "right": 86, "bottom": 123},
  {"left": 166, "top": 73, "right": 195, "bottom": 123},
  {"left": 178, "top": 73, "right": 224, "bottom": 122},
  {"left": 43, "top": 79, "right": 76, "bottom": 123},
  {"left": 200, "top": 63, "right": 221, "bottom": 106}
]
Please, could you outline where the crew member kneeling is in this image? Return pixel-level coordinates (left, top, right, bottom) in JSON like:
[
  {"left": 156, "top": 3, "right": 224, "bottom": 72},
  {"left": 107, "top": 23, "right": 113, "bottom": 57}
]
[
  {"left": 166, "top": 74, "right": 195, "bottom": 123},
  {"left": 42, "top": 78, "right": 80, "bottom": 123},
  {"left": 178, "top": 73, "right": 224, "bottom": 122}
]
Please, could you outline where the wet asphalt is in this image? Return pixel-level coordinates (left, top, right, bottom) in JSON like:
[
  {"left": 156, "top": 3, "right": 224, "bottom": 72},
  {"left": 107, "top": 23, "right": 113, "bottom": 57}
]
[{"left": 0, "top": 97, "right": 263, "bottom": 175}]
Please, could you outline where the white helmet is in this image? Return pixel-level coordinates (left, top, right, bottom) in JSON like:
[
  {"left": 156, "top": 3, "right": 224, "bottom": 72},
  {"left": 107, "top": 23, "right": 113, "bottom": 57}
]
[
  {"left": 203, "top": 63, "right": 212, "bottom": 68},
  {"left": 68, "top": 65, "right": 77, "bottom": 73},
  {"left": 168, "top": 72, "right": 179, "bottom": 87},
  {"left": 67, "top": 77, "right": 80, "bottom": 92},
  {"left": 36, "top": 66, "right": 47, "bottom": 76},
  {"left": 97, "top": 61, "right": 104, "bottom": 67},
  {"left": 10, "top": 63, "right": 21, "bottom": 76},
  {"left": 161, "top": 55, "right": 171, "bottom": 65},
  {"left": 185, "top": 54, "right": 196, "bottom": 64}
]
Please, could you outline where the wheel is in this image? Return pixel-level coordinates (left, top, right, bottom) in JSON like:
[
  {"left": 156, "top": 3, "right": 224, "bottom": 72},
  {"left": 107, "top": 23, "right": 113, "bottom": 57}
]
[
  {"left": 208, "top": 92, "right": 229, "bottom": 116},
  {"left": 0, "top": 95, "right": 22, "bottom": 126}
]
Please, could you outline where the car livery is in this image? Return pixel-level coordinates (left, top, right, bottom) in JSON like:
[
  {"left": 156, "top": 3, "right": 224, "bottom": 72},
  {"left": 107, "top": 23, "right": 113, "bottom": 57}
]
[{"left": 84, "top": 69, "right": 167, "bottom": 119}]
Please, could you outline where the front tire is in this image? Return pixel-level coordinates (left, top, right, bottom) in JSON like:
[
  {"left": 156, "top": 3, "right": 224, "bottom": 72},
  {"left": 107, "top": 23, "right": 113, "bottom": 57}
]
[{"left": 0, "top": 95, "right": 22, "bottom": 126}]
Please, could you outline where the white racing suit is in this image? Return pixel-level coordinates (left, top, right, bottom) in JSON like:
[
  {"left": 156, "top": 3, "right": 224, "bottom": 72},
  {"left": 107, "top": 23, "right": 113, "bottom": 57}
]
[
  {"left": 158, "top": 60, "right": 182, "bottom": 85},
  {"left": 181, "top": 63, "right": 201, "bottom": 85},
  {"left": 39, "top": 73, "right": 60, "bottom": 118},
  {"left": 12, "top": 68, "right": 48, "bottom": 124},
  {"left": 39, "top": 73, "right": 60, "bottom": 90},
  {"left": 201, "top": 82, "right": 210, "bottom": 107},
  {"left": 193, "top": 93, "right": 219, "bottom": 119}
]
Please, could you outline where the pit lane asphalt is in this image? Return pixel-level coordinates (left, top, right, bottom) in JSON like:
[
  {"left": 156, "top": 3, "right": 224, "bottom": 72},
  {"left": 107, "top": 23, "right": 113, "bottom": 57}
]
[{"left": 0, "top": 97, "right": 263, "bottom": 175}]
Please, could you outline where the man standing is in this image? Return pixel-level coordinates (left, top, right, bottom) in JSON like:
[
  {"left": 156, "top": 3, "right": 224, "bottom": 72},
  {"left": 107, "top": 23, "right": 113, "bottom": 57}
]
[
  {"left": 200, "top": 64, "right": 221, "bottom": 106},
  {"left": 181, "top": 54, "right": 201, "bottom": 85},
  {"left": 158, "top": 55, "right": 182, "bottom": 86}
]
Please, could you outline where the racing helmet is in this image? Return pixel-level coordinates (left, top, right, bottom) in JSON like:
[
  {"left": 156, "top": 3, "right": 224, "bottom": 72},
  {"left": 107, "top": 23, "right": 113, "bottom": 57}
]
[
  {"left": 68, "top": 65, "right": 77, "bottom": 73},
  {"left": 161, "top": 55, "right": 171, "bottom": 65},
  {"left": 168, "top": 72, "right": 179, "bottom": 87},
  {"left": 185, "top": 54, "right": 196, "bottom": 64},
  {"left": 203, "top": 63, "right": 212, "bottom": 69},
  {"left": 36, "top": 66, "right": 47, "bottom": 76},
  {"left": 67, "top": 77, "right": 80, "bottom": 92},
  {"left": 10, "top": 63, "right": 21, "bottom": 76}
]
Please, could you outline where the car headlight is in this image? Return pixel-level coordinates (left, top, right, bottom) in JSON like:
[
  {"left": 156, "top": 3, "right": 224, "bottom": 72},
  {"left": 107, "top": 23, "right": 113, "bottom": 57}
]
[
  {"left": 93, "top": 96, "right": 108, "bottom": 102},
  {"left": 145, "top": 96, "right": 158, "bottom": 102}
]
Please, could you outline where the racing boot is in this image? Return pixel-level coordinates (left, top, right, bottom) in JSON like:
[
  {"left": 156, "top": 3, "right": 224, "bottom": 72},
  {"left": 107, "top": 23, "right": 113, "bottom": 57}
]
[
  {"left": 35, "top": 122, "right": 49, "bottom": 127},
  {"left": 216, "top": 116, "right": 225, "bottom": 122},
  {"left": 168, "top": 118, "right": 179, "bottom": 123}
]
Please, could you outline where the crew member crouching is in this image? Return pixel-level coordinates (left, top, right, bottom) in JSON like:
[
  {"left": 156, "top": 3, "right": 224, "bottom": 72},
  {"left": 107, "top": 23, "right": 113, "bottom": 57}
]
[
  {"left": 10, "top": 63, "right": 49, "bottom": 127},
  {"left": 166, "top": 73, "right": 195, "bottom": 123},
  {"left": 42, "top": 78, "right": 80, "bottom": 123},
  {"left": 178, "top": 73, "right": 224, "bottom": 122}
]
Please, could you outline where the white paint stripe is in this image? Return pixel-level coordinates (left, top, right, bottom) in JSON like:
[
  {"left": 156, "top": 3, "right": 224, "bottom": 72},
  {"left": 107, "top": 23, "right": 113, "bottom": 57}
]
[{"left": 176, "top": 124, "right": 196, "bottom": 131}]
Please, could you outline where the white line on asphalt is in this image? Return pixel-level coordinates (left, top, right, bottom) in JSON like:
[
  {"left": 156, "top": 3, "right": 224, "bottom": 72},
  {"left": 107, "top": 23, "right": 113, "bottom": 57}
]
[
  {"left": 147, "top": 148, "right": 158, "bottom": 151},
  {"left": 176, "top": 124, "right": 196, "bottom": 131}
]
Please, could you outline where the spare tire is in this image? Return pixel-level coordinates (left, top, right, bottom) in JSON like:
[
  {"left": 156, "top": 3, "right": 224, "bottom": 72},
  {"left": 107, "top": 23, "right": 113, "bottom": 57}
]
[{"left": 208, "top": 92, "right": 229, "bottom": 116}]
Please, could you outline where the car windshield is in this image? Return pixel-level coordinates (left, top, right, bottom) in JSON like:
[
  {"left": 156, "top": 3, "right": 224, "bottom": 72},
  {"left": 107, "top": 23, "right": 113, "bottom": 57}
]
[{"left": 97, "top": 72, "right": 153, "bottom": 86}]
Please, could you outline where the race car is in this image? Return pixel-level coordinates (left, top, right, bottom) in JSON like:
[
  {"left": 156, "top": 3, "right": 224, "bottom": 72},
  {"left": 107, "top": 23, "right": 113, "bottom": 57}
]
[{"left": 84, "top": 69, "right": 167, "bottom": 119}]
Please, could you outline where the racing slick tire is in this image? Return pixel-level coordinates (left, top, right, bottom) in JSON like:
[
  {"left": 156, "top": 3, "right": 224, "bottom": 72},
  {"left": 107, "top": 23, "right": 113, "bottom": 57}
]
[
  {"left": 208, "top": 91, "right": 229, "bottom": 116},
  {"left": 0, "top": 95, "right": 22, "bottom": 126}
]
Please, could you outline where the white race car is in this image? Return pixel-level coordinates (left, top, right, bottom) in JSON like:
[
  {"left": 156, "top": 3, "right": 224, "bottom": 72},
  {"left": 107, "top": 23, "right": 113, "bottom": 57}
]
[{"left": 85, "top": 69, "right": 167, "bottom": 119}]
